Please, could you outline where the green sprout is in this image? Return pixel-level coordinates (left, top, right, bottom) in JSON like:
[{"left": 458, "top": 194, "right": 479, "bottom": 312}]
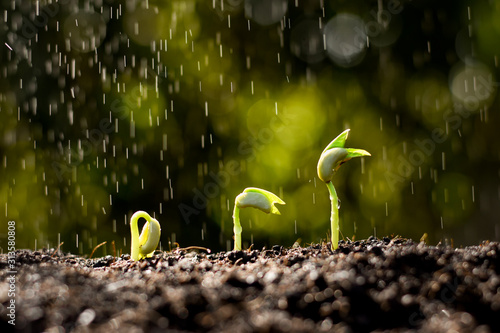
[
  {"left": 130, "top": 210, "right": 161, "bottom": 261},
  {"left": 317, "top": 129, "right": 371, "bottom": 250},
  {"left": 232, "top": 187, "right": 285, "bottom": 251}
]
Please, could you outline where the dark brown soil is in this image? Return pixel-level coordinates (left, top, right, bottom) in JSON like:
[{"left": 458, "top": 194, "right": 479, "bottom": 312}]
[{"left": 1, "top": 237, "right": 499, "bottom": 332}]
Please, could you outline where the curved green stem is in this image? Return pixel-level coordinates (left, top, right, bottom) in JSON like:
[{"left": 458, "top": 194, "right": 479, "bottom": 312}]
[
  {"left": 232, "top": 188, "right": 285, "bottom": 251},
  {"left": 327, "top": 182, "right": 339, "bottom": 250},
  {"left": 130, "top": 211, "right": 147, "bottom": 261},
  {"left": 318, "top": 130, "right": 370, "bottom": 250},
  {"left": 232, "top": 205, "right": 242, "bottom": 251}
]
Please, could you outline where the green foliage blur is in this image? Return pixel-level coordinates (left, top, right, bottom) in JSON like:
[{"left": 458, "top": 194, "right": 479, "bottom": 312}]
[{"left": 1, "top": 0, "right": 499, "bottom": 255}]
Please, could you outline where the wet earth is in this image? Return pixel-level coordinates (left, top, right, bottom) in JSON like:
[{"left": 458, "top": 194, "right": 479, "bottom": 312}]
[{"left": 1, "top": 237, "right": 499, "bottom": 332}]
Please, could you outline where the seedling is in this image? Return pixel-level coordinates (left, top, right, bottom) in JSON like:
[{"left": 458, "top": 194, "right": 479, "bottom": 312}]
[
  {"left": 232, "top": 187, "right": 285, "bottom": 251},
  {"left": 317, "top": 129, "right": 370, "bottom": 250},
  {"left": 130, "top": 210, "right": 161, "bottom": 261}
]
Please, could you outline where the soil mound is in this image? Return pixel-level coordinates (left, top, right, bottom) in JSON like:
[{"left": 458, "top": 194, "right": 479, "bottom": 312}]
[{"left": 1, "top": 238, "right": 499, "bottom": 332}]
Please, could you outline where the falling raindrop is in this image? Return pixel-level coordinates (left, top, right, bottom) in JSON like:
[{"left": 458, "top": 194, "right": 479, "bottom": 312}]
[{"left": 57, "top": 233, "right": 61, "bottom": 255}]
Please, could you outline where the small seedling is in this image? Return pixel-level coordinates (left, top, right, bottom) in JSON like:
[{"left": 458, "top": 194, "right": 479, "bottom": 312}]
[
  {"left": 232, "top": 187, "right": 285, "bottom": 251},
  {"left": 317, "top": 129, "right": 370, "bottom": 250},
  {"left": 130, "top": 210, "right": 161, "bottom": 261}
]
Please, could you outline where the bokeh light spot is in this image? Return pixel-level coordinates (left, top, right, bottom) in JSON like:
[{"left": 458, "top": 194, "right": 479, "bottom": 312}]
[
  {"left": 324, "top": 13, "right": 366, "bottom": 68},
  {"left": 449, "top": 62, "right": 496, "bottom": 112},
  {"left": 244, "top": 0, "right": 288, "bottom": 26},
  {"left": 63, "top": 11, "right": 107, "bottom": 53},
  {"left": 290, "top": 19, "right": 325, "bottom": 64}
]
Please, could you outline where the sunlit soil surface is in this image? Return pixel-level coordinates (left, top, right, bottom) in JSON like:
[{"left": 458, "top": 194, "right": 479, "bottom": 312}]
[{"left": 1, "top": 238, "right": 499, "bottom": 332}]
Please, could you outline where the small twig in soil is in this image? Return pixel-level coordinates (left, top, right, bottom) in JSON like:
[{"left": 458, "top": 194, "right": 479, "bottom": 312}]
[
  {"left": 89, "top": 241, "right": 107, "bottom": 259},
  {"left": 420, "top": 233, "right": 428, "bottom": 243},
  {"left": 51, "top": 242, "right": 64, "bottom": 257},
  {"left": 174, "top": 246, "right": 211, "bottom": 253},
  {"left": 339, "top": 229, "right": 347, "bottom": 242}
]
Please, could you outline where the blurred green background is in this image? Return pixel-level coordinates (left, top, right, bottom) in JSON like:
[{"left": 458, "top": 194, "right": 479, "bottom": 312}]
[{"left": 1, "top": 0, "right": 499, "bottom": 255}]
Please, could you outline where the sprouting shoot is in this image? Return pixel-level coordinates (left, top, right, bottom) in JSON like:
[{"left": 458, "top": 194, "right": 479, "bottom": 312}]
[
  {"left": 130, "top": 210, "right": 161, "bottom": 261},
  {"left": 317, "top": 129, "right": 370, "bottom": 250},
  {"left": 232, "top": 187, "right": 285, "bottom": 251}
]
